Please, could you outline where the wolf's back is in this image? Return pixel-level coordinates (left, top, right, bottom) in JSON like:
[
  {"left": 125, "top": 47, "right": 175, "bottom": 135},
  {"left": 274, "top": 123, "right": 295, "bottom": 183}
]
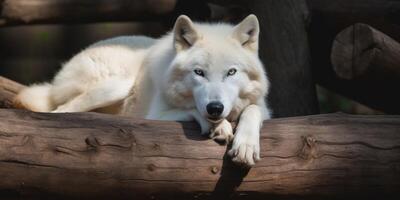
[{"left": 14, "top": 83, "right": 53, "bottom": 112}]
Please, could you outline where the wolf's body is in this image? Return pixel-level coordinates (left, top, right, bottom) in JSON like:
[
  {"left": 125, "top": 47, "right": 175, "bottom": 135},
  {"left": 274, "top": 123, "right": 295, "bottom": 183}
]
[{"left": 15, "top": 15, "right": 271, "bottom": 167}]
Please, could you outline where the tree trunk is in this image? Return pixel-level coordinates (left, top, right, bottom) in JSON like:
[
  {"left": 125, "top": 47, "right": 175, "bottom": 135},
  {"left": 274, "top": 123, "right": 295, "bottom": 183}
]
[
  {"left": 249, "top": 0, "right": 319, "bottom": 117},
  {"left": 1, "top": 109, "right": 400, "bottom": 199},
  {"left": 331, "top": 23, "right": 400, "bottom": 80}
]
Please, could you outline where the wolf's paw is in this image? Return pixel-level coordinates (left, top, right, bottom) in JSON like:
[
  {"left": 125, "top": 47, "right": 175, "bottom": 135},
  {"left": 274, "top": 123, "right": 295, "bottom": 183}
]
[
  {"left": 228, "top": 136, "right": 260, "bottom": 167},
  {"left": 209, "top": 119, "right": 233, "bottom": 144}
]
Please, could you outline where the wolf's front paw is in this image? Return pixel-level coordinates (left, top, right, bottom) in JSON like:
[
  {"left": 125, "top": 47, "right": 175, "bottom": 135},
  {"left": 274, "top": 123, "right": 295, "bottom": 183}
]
[
  {"left": 228, "top": 135, "right": 260, "bottom": 167},
  {"left": 209, "top": 119, "right": 233, "bottom": 144}
]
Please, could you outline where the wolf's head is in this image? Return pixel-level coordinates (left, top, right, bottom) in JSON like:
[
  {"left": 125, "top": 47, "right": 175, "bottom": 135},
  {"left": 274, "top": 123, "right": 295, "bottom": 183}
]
[{"left": 163, "top": 14, "right": 268, "bottom": 122}]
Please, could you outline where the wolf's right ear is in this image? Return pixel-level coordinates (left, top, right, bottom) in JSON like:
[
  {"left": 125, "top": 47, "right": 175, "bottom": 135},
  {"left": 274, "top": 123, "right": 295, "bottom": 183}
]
[
  {"left": 232, "top": 14, "right": 260, "bottom": 52},
  {"left": 173, "top": 15, "right": 199, "bottom": 51}
]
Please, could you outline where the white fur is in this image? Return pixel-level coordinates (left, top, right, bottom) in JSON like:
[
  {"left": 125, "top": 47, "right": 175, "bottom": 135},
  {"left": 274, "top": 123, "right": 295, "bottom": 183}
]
[{"left": 16, "top": 15, "right": 271, "bottom": 167}]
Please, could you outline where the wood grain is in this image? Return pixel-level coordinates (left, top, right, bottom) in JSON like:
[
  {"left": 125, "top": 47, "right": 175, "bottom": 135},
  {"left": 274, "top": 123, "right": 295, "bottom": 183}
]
[
  {"left": 1, "top": 109, "right": 399, "bottom": 199},
  {"left": 308, "top": 0, "right": 400, "bottom": 114},
  {"left": 331, "top": 23, "right": 400, "bottom": 80},
  {"left": 326, "top": 24, "right": 400, "bottom": 114}
]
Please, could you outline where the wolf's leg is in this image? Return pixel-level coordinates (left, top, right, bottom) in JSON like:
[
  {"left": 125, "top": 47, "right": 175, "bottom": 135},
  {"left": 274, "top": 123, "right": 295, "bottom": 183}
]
[
  {"left": 228, "top": 104, "right": 263, "bottom": 167},
  {"left": 52, "top": 79, "right": 133, "bottom": 112}
]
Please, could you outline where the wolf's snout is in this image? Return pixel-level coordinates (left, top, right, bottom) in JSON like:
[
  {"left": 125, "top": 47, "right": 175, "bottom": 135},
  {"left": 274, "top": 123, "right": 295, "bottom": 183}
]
[{"left": 206, "top": 101, "right": 224, "bottom": 118}]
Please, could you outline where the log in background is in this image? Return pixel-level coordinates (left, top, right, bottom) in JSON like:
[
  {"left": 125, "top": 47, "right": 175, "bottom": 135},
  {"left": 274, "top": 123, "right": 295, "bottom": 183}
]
[
  {"left": 1, "top": 109, "right": 400, "bottom": 199},
  {"left": 330, "top": 23, "right": 400, "bottom": 114}
]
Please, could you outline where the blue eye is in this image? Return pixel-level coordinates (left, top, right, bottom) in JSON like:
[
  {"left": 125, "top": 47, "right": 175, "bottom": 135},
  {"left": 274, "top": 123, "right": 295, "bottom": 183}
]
[
  {"left": 227, "top": 68, "right": 237, "bottom": 76},
  {"left": 194, "top": 69, "right": 205, "bottom": 77}
]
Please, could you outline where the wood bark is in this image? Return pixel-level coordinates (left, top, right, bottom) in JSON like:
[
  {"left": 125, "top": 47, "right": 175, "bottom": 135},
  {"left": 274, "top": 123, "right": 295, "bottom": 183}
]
[
  {"left": 307, "top": 0, "right": 400, "bottom": 114},
  {"left": 245, "top": 0, "right": 319, "bottom": 117},
  {"left": 0, "top": 76, "right": 25, "bottom": 109},
  {"left": 332, "top": 23, "right": 400, "bottom": 80},
  {"left": 325, "top": 24, "right": 400, "bottom": 114},
  {"left": 1, "top": 110, "right": 400, "bottom": 199}
]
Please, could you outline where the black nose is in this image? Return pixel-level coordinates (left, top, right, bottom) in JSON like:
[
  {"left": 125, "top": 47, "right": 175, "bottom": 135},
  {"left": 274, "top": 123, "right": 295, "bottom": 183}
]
[{"left": 206, "top": 101, "right": 224, "bottom": 117}]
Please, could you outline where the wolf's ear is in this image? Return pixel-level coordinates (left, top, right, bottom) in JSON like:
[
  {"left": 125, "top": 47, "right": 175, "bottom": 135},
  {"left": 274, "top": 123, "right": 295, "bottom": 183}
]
[
  {"left": 173, "top": 15, "right": 199, "bottom": 51},
  {"left": 232, "top": 14, "right": 260, "bottom": 52}
]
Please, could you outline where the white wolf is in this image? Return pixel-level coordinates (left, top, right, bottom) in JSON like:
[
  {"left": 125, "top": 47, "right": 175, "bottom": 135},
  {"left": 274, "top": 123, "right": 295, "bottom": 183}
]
[{"left": 15, "top": 14, "right": 271, "bottom": 167}]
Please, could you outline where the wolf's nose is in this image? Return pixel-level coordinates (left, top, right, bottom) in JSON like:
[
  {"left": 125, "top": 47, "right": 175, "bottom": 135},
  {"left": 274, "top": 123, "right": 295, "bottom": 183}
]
[{"left": 206, "top": 101, "right": 224, "bottom": 117}]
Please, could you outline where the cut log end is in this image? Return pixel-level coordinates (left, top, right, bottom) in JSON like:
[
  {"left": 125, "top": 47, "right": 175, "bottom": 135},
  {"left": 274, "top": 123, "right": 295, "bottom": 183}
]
[
  {"left": 331, "top": 25, "right": 355, "bottom": 79},
  {"left": 331, "top": 23, "right": 400, "bottom": 80},
  {"left": 331, "top": 23, "right": 375, "bottom": 79}
]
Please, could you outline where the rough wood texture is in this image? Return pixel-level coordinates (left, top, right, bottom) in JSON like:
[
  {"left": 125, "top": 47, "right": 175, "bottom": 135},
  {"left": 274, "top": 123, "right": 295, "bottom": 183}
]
[
  {"left": 248, "top": 0, "right": 319, "bottom": 117},
  {"left": 332, "top": 23, "right": 400, "bottom": 80},
  {"left": 0, "top": 0, "right": 178, "bottom": 26},
  {"left": 308, "top": 0, "right": 400, "bottom": 114},
  {"left": 0, "top": 76, "right": 25, "bottom": 109},
  {"left": 327, "top": 24, "right": 400, "bottom": 114},
  {"left": 1, "top": 109, "right": 400, "bottom": 199}
]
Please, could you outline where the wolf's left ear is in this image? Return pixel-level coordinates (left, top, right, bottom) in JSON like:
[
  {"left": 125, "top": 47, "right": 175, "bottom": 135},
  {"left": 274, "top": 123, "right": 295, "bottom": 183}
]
[
  {"left": 173, "top": 15, "right": 199, "bottom": 51},
  {"left": 232, "top": 14, "right": 260, "bottom": 52}
]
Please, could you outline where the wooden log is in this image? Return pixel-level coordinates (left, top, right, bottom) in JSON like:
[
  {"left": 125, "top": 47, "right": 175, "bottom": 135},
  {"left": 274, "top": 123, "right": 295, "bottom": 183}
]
[
  {"left": 307, "top": 0, "right": 400, "bottom": 114},
  {"left": 332, "top": 23, "right": 400, "bottom": 80},
  {"left": 1, "top": 109, "right": 400, "bottom": 199},
  {"left": 0, "top": 76, "right": 25, "bottom": 109},
  {"left": 306, "top": 0, "right": 400, "bottom": 69},
  {"left": 230, "top": 0, "right": 319, "bottom": 117},
  {"left": 324, "top": 24, "right": 400, "bottom": 114},
  {"left": 0, "top": 0, "right": 177, "bottom": 26}
]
